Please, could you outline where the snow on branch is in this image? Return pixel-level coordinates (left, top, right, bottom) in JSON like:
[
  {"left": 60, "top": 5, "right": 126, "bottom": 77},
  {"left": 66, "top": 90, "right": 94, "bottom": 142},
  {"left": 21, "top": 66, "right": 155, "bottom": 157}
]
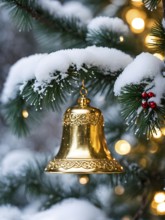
[
  {"left": 88, "top": 17, "right": 129, "bottom": 35},
  {"left": 1, "top": 46, "right": 133, "bottom": 104},
  {"left": 38, "top": 0, "right": 92, "bottom": 23},
  {"left": 114, "top": 53, "right": 165, "bottom": 105}
]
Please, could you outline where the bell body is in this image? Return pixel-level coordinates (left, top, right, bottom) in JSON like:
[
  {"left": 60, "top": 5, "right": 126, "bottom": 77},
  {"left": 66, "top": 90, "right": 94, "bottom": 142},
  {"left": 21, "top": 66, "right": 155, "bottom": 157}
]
[{"left": 45, "top": 96, "right": 123, "bottom": 174}]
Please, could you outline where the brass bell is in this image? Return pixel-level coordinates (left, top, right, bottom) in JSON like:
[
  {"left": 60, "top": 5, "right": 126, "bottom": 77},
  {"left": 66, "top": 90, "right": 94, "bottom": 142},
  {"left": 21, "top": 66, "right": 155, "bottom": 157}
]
[{"left": 45, "top": 81, "right": 123, "bottom": 174}]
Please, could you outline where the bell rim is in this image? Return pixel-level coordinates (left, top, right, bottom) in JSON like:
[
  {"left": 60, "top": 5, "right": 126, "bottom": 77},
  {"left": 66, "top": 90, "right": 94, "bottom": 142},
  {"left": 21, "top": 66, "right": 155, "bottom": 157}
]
[{"left": 45, "top": 158, "right": 124, "bottom": 174}]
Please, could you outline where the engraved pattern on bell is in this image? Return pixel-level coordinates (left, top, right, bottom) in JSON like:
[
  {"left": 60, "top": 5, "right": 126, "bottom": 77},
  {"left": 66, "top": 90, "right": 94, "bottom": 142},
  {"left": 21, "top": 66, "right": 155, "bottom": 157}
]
[
  {"left": 46, "top": 159, "right": 123, "bottom": 173},
  {"left": 64, "top": 112, "right": 101, "bottom": 126}
]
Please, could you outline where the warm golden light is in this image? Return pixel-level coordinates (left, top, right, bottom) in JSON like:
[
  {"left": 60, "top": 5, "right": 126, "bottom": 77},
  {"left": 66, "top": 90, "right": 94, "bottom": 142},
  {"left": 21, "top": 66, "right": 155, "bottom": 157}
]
[
  {"left": 151, "top": 191, "right": 165, "bottom": 215},
  {"left": 154, "top": 192, "right": 165, "bottom": 203},
  {"left": 79, "top": 176, "right": 89, "bottom": 185},
  {"left": 115, "top": 140, "right": 131, "bottom": 155},
  {"left": 131, "top": 0, "right": 142, "bottom": 2},
  {"left": 125, "top": 9, "right": 146, "bottom": 24},
  {"left": 145, "top": 35, "right": 159, "bottom": 48},
  {"left": 115, "top": 185, "right": 125, "bottom": 195},
  {"left": 161, "top": 127, "right": 165, "bottom": 135},
  {"left": 157, "top": 202, "right": 165, "bottom": 213},
  {"left": 22, "top": 110, "right": 29, "bottom": 118},
  {"left": 149, "top": 144, "right": 158, "bottom": 154},
  {"left": 121, "top": 216, "right": 131, "bottom": 220},
  {"left": 154, "top": 53, "right": 164, "bottom": 61},
  {"left": 153, "top": 128, "right": 162, "bottom": 139},
  {"left": 131, "top": 0, "right": 143, "bottom": 7},
  {"left": 131, "top": 18, "right": 145, "bottom": 33},
  {"left": 119, "top": 36, "right": 124, "bottom": 42},
  {"left": 139, "top": 157, "right": 148, "bottom": 168}
]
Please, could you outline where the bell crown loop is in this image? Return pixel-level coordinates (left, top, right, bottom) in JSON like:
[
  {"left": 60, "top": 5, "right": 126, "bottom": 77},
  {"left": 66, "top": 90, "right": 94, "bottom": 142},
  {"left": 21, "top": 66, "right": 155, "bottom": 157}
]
[{"left": 78, "top": 80, "right": 90, "bottom": 107}]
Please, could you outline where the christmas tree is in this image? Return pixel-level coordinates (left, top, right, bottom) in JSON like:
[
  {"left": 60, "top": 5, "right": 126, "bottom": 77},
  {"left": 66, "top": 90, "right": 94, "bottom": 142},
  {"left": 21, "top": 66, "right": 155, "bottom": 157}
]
[{"left": 0, "top": 0, "right": 165, "bottom": 219}]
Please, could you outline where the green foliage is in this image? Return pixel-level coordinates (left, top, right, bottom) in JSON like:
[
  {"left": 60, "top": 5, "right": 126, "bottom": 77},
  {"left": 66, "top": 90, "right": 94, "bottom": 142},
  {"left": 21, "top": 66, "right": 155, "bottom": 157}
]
[
  {"left": 118, "top": 84, "right": 165, "bottom": 138},
  {"left": 2, "top": 64, "right": 125, "bottom": 136},
  {"left": 142, "top": 0, "right": 161, "bottom": 11},
  {"left": 0, "top": 0, "right": 87, "bottom": 48},
  {"left": 0, "top": 157, "right": 152, "bottom": 210},
  {"left": 86, "top": 28, "right": 140, "bottom": 55},
  {"left": 1, "top": 95, "right": 41, "bottom": 136},
  {"left": 0, "top": 0, "right": 34, "bottom": 31},
  {"left": 148, "top": 20, "right": 165, "bottom": 54}
]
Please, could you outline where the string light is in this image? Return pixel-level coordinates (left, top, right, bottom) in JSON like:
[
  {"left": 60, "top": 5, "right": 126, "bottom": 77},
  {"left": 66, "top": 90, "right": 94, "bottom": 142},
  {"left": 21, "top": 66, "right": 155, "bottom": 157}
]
[
  {"left": 131, "top": 18, "right": 145, "bottom": 33},
  {"left": 22, "top": 110, "right": 29, "bottom": 118},
  {"left": 119, "top": 36, "right": 124, "bottom": 42},
  {"left": 154, "top": 192, "right": 165, "bottom": 203},
  {"left": 151, "top": 191, "right": 165, "bottom": 215},
  {"left": 115, "top": 185, "right": 125, "bottom": 195},
  {"left": 153, "top": 128, "right": 162, "bottom": 139},
  {"left": 161, "top": 127, "right": 165, "bottom": 135},
  {"left": 157, "top": 202, "right": 165, "bottom": 213},
  {"left": 115, "top": 140, "right": 131, "bottom": 155},
  {"left": 79, "top": 175, "right": 89, "bottom": 185}
]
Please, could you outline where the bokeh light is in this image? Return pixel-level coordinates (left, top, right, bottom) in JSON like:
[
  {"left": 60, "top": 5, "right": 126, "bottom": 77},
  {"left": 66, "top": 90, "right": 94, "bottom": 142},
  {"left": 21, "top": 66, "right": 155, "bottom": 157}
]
[
  {"left": 115, "top": 140, "right": 131, "bottom": 155},
  {"left": 22, "top": 110, "right": 29, "bottom": 118}
]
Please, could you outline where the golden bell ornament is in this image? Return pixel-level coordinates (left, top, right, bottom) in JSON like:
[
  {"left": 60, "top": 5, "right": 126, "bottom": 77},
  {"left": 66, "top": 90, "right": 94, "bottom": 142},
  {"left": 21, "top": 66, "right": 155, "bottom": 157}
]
[{"left": 45, "top": 81, "right": 123, "bottom": 174}]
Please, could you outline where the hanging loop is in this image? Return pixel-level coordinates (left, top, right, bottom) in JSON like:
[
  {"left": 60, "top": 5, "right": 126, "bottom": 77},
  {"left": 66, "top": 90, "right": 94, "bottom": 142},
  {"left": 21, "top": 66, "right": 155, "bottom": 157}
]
[{"left": 80, "top": 80, "right": 88, "bottom": 97}]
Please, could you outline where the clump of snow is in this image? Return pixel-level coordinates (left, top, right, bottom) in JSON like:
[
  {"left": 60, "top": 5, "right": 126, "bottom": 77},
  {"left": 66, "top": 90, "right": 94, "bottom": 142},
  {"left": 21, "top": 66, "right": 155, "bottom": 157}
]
[
  {"left": 0, "top": 205, "right": 23, "bottom": 220},
  {"left": 0, "top": 149, "right": 34, "bottom": 175},
  {"left": 114, "top": 52, "right": 164, "bottom": 95},
  {"left": 85, "top": 46, "right": 132, "bottom": 73},
  {"left": 88, "top": 17, "right": 129, "bottom": 35},
  {"left": 1, "top": 54, "right": 46, "bottom": 103},
  {"left": 35, "top": 51, "right": 71, "bottom": 82},
  {"left": 1, "top": 46, "right": 132, "bottom": 103},
  {"left": 38, "top": 0, "right": 92, "bottom": 22},
  {"left": 62, "top": 1, "right": 92, "bottom": 22},
  {"left": 28, "top": 198, "right": 110, "bottom": 220},
  {"left": 95, "top": 184, "right": 112, "bottom": 208},
  {"left": 148, "top": 74, "right": 165, "bottom": 105},
  {"left": 35, "top": 46, "right": 132, "bottom": 82}
]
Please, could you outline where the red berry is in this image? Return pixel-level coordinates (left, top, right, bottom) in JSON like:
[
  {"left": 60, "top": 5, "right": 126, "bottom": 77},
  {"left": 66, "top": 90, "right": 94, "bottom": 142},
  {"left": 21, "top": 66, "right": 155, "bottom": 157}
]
[
  {"left": 141, "top": 92, "right": 148, "bottom": 99},
  {"left": 149, "top": 101, "right": 157, "bottom": 109},
  {"left": 142, "top": 101, "right": 148, "bottom": 108},
  {"left": 148, "top": 92, "right": 155, "bottom": 98}
]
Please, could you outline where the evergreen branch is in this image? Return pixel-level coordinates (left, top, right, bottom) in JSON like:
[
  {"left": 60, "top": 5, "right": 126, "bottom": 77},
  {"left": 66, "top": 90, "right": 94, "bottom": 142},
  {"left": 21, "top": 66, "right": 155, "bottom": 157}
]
[
  {"left": 148, "top": 20, "right": 165, "bottom": 54},
  {"left": 0, "top": 0, "right": 34, "bottom": 31},
  {"left": 0, "top": 158, "right": 153, "bottom": 209},
  {"left": 2, "top": 61, "right": 126, "bottom": 136},
  {"left": 0, "top": 0, "right": 87, "bottom": 45},
  {"left": 21, "top": 67, "right": 79, "bottom": 112},
  {"left": 142, "top": 0, "right": 161, "bottom": 11},
  {"left": 86, "top": 29, "right": 140, "bottom": 55},
  {"left": 1, "top": 95, "right": 41, "bottom": 136},
  {"left": 118, "top": 84, "right": 165, "bottom": 138}
]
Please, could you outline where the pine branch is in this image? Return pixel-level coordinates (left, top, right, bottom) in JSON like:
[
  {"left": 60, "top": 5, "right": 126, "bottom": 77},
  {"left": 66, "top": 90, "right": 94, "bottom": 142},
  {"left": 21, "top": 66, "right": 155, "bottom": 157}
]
[
  {"left": 0, "top": 157, "right": 152, "bottom": 209},
  {"left": 148, "top": 20, "right": 165, "bottom": 54},
  {"left": 0, "top": 0, "right": 87, "bottom": 45},
  {"left": 118, "top": 84, "right": 165, "bottom": 138},
  {"left": 86, "top": 29, "right": 140, "bottom": 55},
  {"left": 1, "top": 95, "right": 41, "bottom": 136},
  {"left": 142, "top": 0, "right": 161, "bottom": 11},
  {"left": 2, "top": 61, "right": 126, "bottom": 136}
]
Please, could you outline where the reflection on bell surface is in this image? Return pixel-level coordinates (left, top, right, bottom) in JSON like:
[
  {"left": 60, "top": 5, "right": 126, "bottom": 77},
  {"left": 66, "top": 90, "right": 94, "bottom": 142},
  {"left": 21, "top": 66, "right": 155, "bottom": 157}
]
[{"left": 45, "top": 82, "right": 123, "bottom": 174}]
